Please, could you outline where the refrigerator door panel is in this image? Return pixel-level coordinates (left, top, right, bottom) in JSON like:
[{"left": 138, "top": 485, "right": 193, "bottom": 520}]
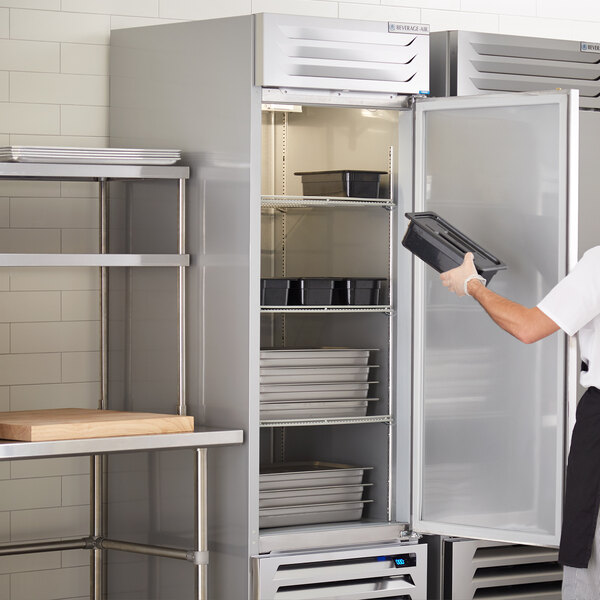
[{"left": 411, "top": 90, "right": 578, "bottom": 547}]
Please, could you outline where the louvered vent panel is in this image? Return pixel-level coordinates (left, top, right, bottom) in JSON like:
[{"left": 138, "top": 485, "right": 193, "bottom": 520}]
[
  {"left": 253, "top": 542, "right": 427, "bottom": 599},
  {"left": 445, "top": 538, "right": 562, "bottom": 600},
  {"left": 256, "top": 13, "right": 429, "bottom": 95},
  {"left": 436, "top": 31, "right": 600, "bottom": 108}
]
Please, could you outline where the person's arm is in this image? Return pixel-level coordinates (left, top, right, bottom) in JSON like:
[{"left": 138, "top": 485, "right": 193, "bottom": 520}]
[
  {"left": 440, "top": 253, "right": 559, "bottom": 344},
  {"left": 465, "top": 280, "right": 559, "bottom": 344}
]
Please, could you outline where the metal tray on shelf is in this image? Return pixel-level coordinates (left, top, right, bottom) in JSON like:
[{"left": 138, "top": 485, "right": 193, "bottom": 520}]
[
  {"left": 0, "top": 146, "right": 181, "bottom": 166},
  {"left": 259, "top": 483, "right": 372, "bottom": 508},
  {"left": 259, "top": 365, "right": 376, "bottom": 384},
  {"left": 259, "top": 461, "right": 372, "bottom": 490},
  {"left": 259, "top": 499, "right": 372, "bottom": 528},
  {"left": 260, "top": 381, "right": 374, "bottom": 401},
  {"left": 259, "top": 399, "right": 377, "bottom": 419},
  {"left": 259, "top": 348, "right": 375, "bottom": 367}
]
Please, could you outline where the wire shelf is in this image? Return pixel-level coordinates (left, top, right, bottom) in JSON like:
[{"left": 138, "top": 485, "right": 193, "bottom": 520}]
[{"left": 260, "top": 415, "right": 392, "bottom": 428}]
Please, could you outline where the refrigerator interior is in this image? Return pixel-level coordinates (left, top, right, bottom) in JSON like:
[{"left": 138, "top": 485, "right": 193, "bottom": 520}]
[{"left": 259, "top": 105, "right": 405, "bottom": 532}]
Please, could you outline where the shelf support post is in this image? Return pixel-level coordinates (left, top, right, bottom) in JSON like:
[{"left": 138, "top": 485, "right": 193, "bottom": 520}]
[
  {"left": 195, "top": 447, "right": 208, "bottom": 599},
  {"left": 91, "top": 177, "right": 109, "bottom": 600},
  {"left": 178, "top": 177, "right": 187, "bottom": 416}
]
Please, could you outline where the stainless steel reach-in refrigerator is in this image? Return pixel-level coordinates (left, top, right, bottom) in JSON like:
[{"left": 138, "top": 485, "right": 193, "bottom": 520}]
[{"left": 109, "top": 13, "right": 578, "bottom": 600}]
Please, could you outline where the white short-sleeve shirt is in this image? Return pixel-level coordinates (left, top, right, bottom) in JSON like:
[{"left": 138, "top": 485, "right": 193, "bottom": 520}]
[{"left": 537, "top": 246, "right": 600, "bottom": 389}]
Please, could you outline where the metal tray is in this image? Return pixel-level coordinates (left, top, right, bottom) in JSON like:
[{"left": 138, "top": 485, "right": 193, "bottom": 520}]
[
  {"left": 259, "top": 365, "right": 376, "bottom": 384},
  {"left": 0, "top": 146, "right": 181, "bottom": 165},
  {"left": 259, "top": 483, "right": 372, "bottom": 508},
  {"left": 259, "top": 500, "right": 372, "bottom": 528},
  {"left": 259, "top": 461, "right": 371, "bottom": 490},
  {"left": 260, "top": 348, "right": 374, "bottom": 367},
  {"left": 260, "top": 381, "right": 374, "bottom": 401},
  {"left": 260, "top": 399, "right": 377, "bottom": 419}
]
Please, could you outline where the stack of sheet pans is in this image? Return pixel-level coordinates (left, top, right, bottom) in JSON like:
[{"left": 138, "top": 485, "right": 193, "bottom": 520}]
[
  {"left": 259, "top": 461, "right": 373, "bottom": 528},
  {"left": 259, "top": 348, "right": 378, "bottom": 420},
  {"left": 0, "top": 146, "right": 181, "bottom": 165}
]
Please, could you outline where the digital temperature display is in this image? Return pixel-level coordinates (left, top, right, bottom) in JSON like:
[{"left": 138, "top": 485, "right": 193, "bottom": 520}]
[{"left": 392, "top": 553, "right": 417, "bottom": 568}]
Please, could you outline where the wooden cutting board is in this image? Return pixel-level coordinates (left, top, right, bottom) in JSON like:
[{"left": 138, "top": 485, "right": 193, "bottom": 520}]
[{"left": 0, "top": 408, "right": 195, "bottom": 442}]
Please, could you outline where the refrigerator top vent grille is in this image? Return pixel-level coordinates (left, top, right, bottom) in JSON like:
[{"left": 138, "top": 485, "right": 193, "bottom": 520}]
[
  {"left": 256, "top": 13, "right": 430, "bottom": 96},
  {"left": 452, "top": 31, "right": 600, "bottom": 109}
]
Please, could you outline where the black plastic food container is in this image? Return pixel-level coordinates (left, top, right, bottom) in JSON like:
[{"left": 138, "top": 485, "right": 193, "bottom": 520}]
[
  {"left": 261, "top": 278, "right": 293, "bottom": 306},
  {"left": 295, "top": 170, "right": 386, "bottom": 198},
  {"left": 402, "top": 212, "right": 506, "bottom": 283},
  {"left": 334, "top": 278, "right": 385, "bottom": 305},
  {"left": 289, "top": 278, "right": 335, "bottom": 306}
]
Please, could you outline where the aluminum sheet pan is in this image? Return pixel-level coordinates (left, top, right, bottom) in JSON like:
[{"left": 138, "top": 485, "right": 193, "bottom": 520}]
[
  {"left": 259, "top": 483, "right": 372, "bottom": 508},
  {"left": 259, "top": 365, "right": 376, "bottom": 384},
  {"left": 260, "top": 381, "right": 374, "bottom": 401},
  {"left": 0, "top": 146, "right": 181, "bottom": 165},
  {"left": 259, "top": 500, "right": 372, "bottom": 528},
  {"left": 260, "top": 399, "right": 376, "bottom": 419},
  {"left": 260, "top": 348, "right": 374, "bottom": 367},
  {"left": 259, "top": 461, "right": 371, "bottom": 490}
]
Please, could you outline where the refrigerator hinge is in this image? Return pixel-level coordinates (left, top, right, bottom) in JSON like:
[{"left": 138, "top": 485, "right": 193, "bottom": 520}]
[{"left": 401, "top": 530, "right": 422, "bottom": 544}]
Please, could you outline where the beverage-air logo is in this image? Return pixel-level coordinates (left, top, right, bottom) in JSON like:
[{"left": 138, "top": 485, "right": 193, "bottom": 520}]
[
  {"left": 388, "top": 22, "right": 430, "bottom": 35},
  {"left": 581, "top": 41, "right": 600, "bottom": 53}
]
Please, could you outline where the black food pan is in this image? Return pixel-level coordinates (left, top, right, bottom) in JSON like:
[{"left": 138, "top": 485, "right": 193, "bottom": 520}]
[{"left": 402, "top": 211, "right": 506, "bottom": 283}]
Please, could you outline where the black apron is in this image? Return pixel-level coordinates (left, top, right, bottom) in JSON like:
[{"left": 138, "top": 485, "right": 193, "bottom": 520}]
[{"left": 559, "top": 382, "right": 600, "bottom": 567}]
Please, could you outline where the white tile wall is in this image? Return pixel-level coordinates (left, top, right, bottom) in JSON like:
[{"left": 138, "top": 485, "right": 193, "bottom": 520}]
[
  {"left": 0, "top": 38, "right": 59, "bottom": 71},
  {"left": 61, "top": 291, "right": 100, "bottom": 321},
  {"left": 461, "top": 0, "right": 536, "bottom": 17},
  {"left": 0, "top": 477, "right": 61, "bottom": 510},
  {"left": 423, "top": 7, "right": 499, "bottom": 32},
  {"left": 158, "top": 0, "right": 250, "bottom": 20},
  {"left": 0, "top": 72, "right": 9, "bottom": 102},
  {"left": 0, "top": 101, "right": 60, "bottom": 134},
  {"left": 61, "top": 351, "right": 100, "bottom": 382},
  {"left": 0, "top": 291, "right": 60, "bottom": 322},
  {"left": 10, "top": 505, "right": 89, "bottom": 540},
  {"left": 9, "top": 196, "right": 98, "bottom": 228},
  {"left": 1, "top": 0, "right": 598, "bottom": 597},
  {"left": 499, "top": 14, "right": 600, "bottom": 41},
  {"left": 251, "top": 0, "right": 337, "bottom": 17},
  {"left": 11, "top": 455, "right": 90, "bottom": 478},
  {"left": 0, "top": 8, "right": 8, "bottom": 37},
  {"left": 11, "top": 321, "right": 100, "bottom": 353},
  {"left": 10, "top": 72, "right": 108, "bottom": 105},
  {"left": 61, "top": 474, "right": 90, "bottom": 506},
  {"left": 61, "top": 0, "right": 159, "bottom": 17},
  {"left": 338, "top": 4, "right": 419, "bottom": 20},
  {"left": 538, "top": 0, "right": 600, "bottom": 21},
  {"left": 10, "top": 565, "right": 88, "bottom": 600},
  {"left": 60, "top": 105, "right": 108, "bottom": 136},
  {"left": 0, "top": 552, "right": 61, "bottom": 576},
  {"left": 10, "top": 9, "right": 110, "bottom": 44},
  {"left": 60, "top": 43, "right": 108, "bottom": 76},
  {"left": 0, "top": 353, "right": 61, "bottom": 385},
  {"left": 0, "top": 324, "right": 9, "bottom": 353}
]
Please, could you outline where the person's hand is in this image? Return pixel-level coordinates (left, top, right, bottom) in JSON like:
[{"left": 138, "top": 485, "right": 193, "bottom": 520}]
[{"left": 440, "top": 252, "right": 478, "bottom": 297}]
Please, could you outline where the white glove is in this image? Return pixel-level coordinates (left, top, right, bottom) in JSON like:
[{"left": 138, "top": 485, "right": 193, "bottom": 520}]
[{"left": 440, "top": 253, "right": 486, "bottom": 297}]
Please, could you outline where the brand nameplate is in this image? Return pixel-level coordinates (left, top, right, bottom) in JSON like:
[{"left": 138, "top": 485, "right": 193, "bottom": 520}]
[
  {"left": 388, "top": 22, "right": 430, "bottom": 35},
  {"left": 581, "top": 42, "right": 600, "bottom": 53}
]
